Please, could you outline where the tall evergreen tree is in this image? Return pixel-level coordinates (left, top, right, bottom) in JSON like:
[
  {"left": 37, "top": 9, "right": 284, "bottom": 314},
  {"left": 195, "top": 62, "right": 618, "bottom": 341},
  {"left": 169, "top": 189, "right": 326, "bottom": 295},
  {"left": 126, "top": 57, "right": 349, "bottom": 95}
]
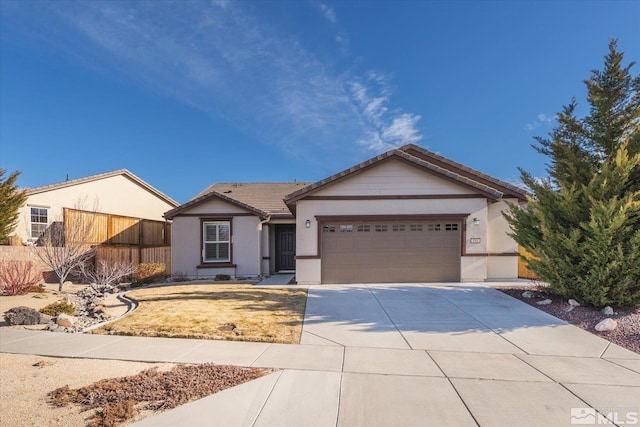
[
  {"left": 0, "top": 169, "right": 27, "bottom": 242},
  {"left": 505, "top": 40, "right": 640, "bottom": 307}
]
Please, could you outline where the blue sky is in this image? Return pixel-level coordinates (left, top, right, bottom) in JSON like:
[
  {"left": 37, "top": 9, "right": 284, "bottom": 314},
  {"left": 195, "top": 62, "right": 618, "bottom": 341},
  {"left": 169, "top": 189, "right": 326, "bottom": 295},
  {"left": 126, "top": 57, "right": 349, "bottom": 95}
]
[{"left": 1, "top": 1, "right": 639, "bottom": 203}]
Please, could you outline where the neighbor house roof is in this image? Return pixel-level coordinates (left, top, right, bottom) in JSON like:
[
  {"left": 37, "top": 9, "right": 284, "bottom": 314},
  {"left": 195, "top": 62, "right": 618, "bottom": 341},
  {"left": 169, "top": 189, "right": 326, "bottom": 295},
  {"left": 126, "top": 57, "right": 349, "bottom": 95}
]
[
  {"left": 26, "top": 169, "right": 179, "bottom": 207},
  {"left": 164, "top": 182, "right": 311, "bottom": 220},
  {"left": 284, "top": 146, "right": 526, "bottom": 206}
]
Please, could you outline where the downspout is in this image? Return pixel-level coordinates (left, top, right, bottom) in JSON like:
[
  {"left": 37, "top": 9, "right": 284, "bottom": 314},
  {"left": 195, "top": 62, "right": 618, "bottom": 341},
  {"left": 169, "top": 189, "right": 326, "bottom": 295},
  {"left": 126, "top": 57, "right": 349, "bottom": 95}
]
[{"left": 258, "top": 215, "right": 271, "bottom": 279}]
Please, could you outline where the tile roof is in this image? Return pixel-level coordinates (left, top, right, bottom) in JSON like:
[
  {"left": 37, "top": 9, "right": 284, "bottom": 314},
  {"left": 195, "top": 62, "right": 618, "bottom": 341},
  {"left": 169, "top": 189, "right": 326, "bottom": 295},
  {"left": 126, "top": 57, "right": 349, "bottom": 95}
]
[
  {"left": 25, "top": 169, "right": 179, "bottom": 207},
  {"left": 165, "top": 182, "right": 312, "bottom": 219}
]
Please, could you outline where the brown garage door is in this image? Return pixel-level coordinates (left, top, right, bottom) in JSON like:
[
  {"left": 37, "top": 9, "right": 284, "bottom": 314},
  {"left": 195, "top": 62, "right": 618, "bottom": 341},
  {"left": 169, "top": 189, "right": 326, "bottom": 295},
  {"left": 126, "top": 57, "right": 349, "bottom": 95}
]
[{"left": 321, "top": 220, "right": 461, "bottom": 284}]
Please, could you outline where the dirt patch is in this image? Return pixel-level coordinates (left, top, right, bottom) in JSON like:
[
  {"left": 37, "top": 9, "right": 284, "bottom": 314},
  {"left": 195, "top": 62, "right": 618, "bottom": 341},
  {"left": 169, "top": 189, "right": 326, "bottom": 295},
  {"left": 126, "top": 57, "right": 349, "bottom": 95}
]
[
  {"left": 0, "top": 354, "right": 175, "bottom": 427},
  {"left": 50, "top": 363, "right": 271, "bottom": 427},
  {"left": 499, "top": 287, "right": 640, "bottom": 354},
  {"left": 92, "top": 284, "right": 308, "bottom": 344}
]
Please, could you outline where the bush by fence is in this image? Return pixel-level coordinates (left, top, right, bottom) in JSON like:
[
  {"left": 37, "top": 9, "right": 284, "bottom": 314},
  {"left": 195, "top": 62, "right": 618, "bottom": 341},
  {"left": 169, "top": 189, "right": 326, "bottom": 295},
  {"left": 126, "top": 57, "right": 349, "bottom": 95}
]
[{"left": 95, "top": 246, "right": 171, "bottom": 275}]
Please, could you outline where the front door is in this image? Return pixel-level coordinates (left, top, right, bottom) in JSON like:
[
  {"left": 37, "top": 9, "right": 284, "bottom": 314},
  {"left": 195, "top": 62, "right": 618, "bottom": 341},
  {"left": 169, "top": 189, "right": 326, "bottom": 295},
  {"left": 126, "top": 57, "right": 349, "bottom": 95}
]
[{"left": 276, "top": 225, "right": 296, "bottom": 271}]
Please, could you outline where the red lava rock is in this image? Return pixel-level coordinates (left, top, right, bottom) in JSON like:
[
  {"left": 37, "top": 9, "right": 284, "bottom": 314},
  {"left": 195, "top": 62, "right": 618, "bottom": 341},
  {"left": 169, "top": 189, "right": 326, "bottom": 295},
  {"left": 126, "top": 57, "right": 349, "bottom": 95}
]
[{"left": 56, "top": 318, "right": 73, "bottom": 328}]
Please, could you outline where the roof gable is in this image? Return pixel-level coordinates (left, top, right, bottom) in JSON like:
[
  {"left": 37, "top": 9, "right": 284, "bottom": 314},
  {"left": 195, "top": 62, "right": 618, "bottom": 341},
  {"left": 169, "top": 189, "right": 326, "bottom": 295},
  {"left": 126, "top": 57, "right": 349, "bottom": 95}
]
[
  {"left": 164, "top": 190, "right": 267, "bottom": 219},
  {"left": 310, "top": 157, "right": 479, "bottom": 197},
  {"left": 26, "top": 169, "right": 179, "bottom": 207},
  {"left": 399, "top": 144, "right": 527, "bottom": 201},
  {"left": 284, "top": 149, "right": 507, "bottom": 205}
]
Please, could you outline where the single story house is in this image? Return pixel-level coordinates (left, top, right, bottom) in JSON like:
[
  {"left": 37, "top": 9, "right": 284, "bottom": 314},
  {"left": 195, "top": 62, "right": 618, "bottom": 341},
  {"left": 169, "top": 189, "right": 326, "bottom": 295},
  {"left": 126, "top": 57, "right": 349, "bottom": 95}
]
[
  {"left": 15, "top": 170, "right": 178, "bottom": 244},
  {"left": 165, "top": 144, "right": 527, "bottom": 284}
]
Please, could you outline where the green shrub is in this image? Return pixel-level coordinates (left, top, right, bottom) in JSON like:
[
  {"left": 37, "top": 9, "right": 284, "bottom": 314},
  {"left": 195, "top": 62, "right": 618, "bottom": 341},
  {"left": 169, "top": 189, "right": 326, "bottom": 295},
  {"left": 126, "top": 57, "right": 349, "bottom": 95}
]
[
  {"left": 135, "top": 263, "right": 167, "bottom": 284},
  {"left": 214, "top": 274, "right": 231, "bottom": 281},
  {"left": 505, "top": 41, "right": 640, "bottom": 308},
  {"left": 29, "top": 284, "right": 46, "bottom": 293},
  {"left": 39, "top": 301, "right": 75, "bottom": 316}
]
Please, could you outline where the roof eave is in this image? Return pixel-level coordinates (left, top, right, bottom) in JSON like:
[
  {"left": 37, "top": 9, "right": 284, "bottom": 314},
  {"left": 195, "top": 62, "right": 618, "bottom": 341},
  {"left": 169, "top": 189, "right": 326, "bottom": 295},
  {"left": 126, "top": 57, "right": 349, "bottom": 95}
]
[
  {"left": 164, "top": 191, "right": 268, "bottom": 220},
  {"left": 400, "top": 144, "right": 528, "bottom": 202}
]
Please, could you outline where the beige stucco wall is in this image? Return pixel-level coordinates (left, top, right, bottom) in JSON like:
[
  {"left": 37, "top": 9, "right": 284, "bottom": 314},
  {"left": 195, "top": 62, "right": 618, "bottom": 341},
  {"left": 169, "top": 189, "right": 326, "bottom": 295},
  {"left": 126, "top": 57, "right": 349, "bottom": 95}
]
[
  {"left": 15, "top": 174, "right": 175, "bottom": 243},
  {"left": 487, "top": 199, "right": 518, "bottom": 254},
  {"left": 313, "top": 159, "right": 477, "bottom": 196},
  {"left": 487, "top": 257, "right": 518, "bottom": 279},
  {"left": 170, "top": 197, "right": 262, "bottom": 279},
  {"left": 484, "top": 198, "right": 519, "bottom": 280}
]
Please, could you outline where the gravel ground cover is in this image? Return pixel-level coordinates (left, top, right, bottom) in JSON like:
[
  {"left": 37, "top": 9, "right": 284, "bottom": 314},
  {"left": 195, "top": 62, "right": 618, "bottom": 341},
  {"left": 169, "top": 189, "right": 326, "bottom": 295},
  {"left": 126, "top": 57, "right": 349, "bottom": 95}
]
[{"left": 499, "top": 287, "right": 639, "bottom": 354}]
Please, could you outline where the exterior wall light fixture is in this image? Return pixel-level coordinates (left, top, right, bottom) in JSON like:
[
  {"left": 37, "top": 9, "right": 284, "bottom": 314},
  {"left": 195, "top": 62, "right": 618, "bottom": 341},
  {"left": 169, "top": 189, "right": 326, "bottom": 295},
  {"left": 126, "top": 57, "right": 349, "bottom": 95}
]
[
  {"left": 473, "top": 217, "right": 480, "bottom": 226},
  {"left": 305, "top": 219, "right": 311, "bottom": 228}
]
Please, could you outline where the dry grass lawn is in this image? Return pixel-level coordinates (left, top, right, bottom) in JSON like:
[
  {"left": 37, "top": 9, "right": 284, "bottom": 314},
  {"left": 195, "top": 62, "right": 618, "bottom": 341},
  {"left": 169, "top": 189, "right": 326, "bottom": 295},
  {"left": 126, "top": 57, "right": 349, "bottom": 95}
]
[{"left": 91, "top": 284, "right": 307, "bottom": 344}]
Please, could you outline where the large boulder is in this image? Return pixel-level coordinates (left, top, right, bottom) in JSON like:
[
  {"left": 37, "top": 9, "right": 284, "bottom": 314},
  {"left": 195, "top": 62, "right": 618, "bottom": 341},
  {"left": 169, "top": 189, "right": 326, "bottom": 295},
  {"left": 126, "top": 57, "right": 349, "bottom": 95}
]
[{"left": 4, "top": 306, "right": 52, "bottom": 325}]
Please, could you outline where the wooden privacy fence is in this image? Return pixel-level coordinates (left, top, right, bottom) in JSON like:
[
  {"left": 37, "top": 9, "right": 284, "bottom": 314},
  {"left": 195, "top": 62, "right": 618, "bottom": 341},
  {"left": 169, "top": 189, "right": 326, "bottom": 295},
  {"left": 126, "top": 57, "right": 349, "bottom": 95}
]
[
  {"left": 64, "top": 208, "right": 170, "bottom": 246},
  {"left": 95, "top": 246, "right": 171, "bottom": 274},
  {"left": 518, "top": 246, "right": 539, "bottom": 280}
]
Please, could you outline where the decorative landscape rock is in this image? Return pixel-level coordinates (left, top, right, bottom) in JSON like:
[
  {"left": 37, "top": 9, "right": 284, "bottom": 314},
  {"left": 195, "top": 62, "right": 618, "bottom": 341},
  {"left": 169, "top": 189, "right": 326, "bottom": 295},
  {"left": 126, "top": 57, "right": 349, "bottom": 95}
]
[
  {"left": 4, "top": 306, "right": 51, "bottom": 325},
  {"left": 565, "top": 298, "right": 580, "bottom": 312},
  {"left": 537, "top": 299, "right": 552, "bottom": 305},
  {"left": 595, "top": 318, "right": 618, "bottom": 332},
  {"left": 522, "top": 291, "right": 535, "bottom": 298},
  {"left": 602, "top": 306, "right": 614, "bottom": 316},
  {"left": 55, "top": 313, "right": 76, "bottom": 328},
  {"left": 42, "top": 283, "right": 124, "bottom": 333}
]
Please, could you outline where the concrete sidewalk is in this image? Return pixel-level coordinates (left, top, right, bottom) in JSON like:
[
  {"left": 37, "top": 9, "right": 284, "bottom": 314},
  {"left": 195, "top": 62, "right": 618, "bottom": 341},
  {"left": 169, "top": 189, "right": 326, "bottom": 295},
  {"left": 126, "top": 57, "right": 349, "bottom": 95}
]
[{"left": 1, "top": 282, "right": 639, "bottom": 426}]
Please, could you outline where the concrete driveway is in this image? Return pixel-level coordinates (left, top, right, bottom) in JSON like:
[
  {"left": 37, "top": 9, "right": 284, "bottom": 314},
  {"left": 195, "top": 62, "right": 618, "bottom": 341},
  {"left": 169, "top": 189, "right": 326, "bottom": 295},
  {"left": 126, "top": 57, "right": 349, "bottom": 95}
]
[{"left": 2, "top": 282, "right": 639, "bottom": 426}]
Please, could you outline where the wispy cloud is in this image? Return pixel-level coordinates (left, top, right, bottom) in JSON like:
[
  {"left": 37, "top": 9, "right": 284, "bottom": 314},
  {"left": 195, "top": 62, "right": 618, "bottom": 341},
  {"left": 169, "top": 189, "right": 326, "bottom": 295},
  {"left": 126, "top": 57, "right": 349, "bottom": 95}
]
[
  {"left": 524, "top": 113, "right": 555, "bottom": 131},
  {"left": 349, "top": 72, "right": 422, "bottom": 150},
  {"left": 3, "top": 1, "right": 422, "bottom": 163},
  {"left": 318, "top": 3, "right": 336, "bottom": 24}
]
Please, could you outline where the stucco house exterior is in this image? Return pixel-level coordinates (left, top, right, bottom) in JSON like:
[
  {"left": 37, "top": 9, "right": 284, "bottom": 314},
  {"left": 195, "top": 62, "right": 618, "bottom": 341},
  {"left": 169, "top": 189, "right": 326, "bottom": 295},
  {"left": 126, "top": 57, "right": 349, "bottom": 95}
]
[
  {"left": 14, "top": 170, "right": 178, "bottom": 244},
  {"left": 166, "top": 144, "right": 527, "bottom": 284}
]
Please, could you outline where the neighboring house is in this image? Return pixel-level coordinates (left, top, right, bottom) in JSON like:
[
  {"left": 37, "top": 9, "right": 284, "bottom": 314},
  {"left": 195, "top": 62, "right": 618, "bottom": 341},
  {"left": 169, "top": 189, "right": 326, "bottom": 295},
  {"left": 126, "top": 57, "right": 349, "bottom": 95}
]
[
  {"left": 166, "top": 144, "right": 527, "bottom": 284},
  {"left": 14, "top": 170, "right": 179, "bottom": 245}
]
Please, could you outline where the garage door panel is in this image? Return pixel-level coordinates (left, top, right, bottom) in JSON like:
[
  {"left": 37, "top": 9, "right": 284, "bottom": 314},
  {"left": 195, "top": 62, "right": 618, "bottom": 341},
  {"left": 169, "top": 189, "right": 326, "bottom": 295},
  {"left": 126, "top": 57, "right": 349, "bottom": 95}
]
[{"left": 321, "top": 220, "right": 461, "bottom": 284}]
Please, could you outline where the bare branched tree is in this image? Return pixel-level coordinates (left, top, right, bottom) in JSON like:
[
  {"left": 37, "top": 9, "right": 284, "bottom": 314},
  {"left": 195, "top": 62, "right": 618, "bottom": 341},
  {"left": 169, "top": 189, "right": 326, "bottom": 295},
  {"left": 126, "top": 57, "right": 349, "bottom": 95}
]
[
  {"left": 31, "top": 198, "right": 99, "bottom": 292},
  {"left": 80, "top": 259, "right": 137, "bottom": 291}
]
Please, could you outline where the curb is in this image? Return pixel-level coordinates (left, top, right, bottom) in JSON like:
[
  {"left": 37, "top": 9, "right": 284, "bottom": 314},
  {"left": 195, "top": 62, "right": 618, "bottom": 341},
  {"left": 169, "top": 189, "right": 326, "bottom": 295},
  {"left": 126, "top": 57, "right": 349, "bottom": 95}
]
[{"left": 82, "top": 292, "right": 139, "bottom": 333}]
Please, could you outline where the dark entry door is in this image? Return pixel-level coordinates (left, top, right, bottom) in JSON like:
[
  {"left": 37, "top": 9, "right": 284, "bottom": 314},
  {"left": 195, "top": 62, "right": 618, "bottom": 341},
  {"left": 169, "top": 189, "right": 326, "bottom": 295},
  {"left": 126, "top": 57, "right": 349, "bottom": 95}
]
[{"left": 276, "top": 225, "right": 296, "bottom": 271}]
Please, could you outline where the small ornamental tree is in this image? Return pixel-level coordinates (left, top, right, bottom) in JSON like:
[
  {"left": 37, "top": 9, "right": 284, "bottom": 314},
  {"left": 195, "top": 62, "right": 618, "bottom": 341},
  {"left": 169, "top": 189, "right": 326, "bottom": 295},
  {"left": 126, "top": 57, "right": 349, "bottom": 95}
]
[
  {"left": 32, "top": 199, "right": 98, "bottom": 292},
  {"left": 505, "top": 39, "right": 640, "bottom": 307},
  {"left": 0, "top": 169, "right": 27, "bottom": 242}
]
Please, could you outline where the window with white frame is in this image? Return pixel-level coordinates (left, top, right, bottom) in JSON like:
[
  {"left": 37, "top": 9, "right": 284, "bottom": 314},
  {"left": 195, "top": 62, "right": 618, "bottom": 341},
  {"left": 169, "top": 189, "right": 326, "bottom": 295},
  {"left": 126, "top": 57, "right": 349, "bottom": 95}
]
[
  {"left": 30, "top": 207, "right": 48, "bottom": 240},
  {"left": 203, "top": 221, "right": 230, "bottom": 262}
]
